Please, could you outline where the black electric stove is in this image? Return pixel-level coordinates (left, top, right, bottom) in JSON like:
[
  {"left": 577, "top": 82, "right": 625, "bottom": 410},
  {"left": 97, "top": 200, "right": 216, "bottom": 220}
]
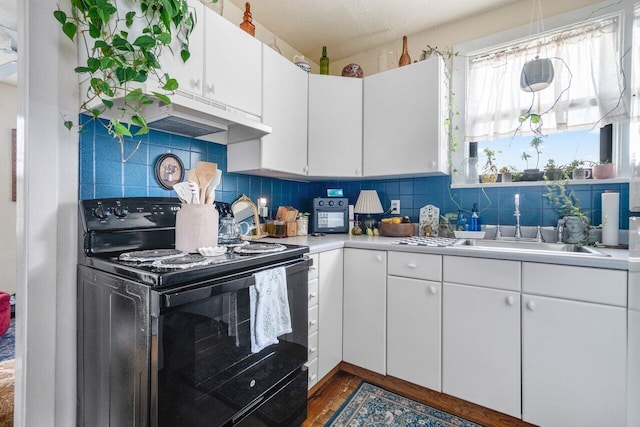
[{"left": 77, "top": 197, "right": 310, "bottom": 427}]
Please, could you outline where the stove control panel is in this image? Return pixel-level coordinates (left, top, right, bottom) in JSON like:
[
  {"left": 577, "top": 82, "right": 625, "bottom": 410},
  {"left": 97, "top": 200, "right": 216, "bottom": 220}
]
[{"left": 80, "top": 197, "right": 182, "bottom": 231}]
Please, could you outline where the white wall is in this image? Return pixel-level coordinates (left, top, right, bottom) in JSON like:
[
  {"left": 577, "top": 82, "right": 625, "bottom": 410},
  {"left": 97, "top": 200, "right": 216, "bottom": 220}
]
[
  {"left": 334, "top": 0, "right": 601, "bottom": 77},
  {"left": 0, "top": 83, "right": 16, "bottom": 295},
  {"left": 15, "top": 0, "right": 79, "bottom": 425}
]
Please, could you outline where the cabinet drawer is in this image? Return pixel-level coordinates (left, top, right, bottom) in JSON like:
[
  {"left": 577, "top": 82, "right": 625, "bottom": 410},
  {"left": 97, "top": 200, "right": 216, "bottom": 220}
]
[
  {"left": 308, "top": 277, "right": 319, "bottom": 308},
  {"left": 522, "top": 262, "right": 627, "bottom": 306},
  {"left": 308, "top": 254, "right": 319, "bottom": 280},
  {"left": 308, "top": 331, "right": 318, "bottom": 361},
  {"left": 307, "top": 358, "right": 318, "bottom": 389},
  {"left": 443, "top": 256, "right": 520, "bottom": 291},
  {"left": 388, "top": 251, "right": 442, "bottom": 281},
  {"left": 308, "top": 305, "right": 318, "bottom": 335}
]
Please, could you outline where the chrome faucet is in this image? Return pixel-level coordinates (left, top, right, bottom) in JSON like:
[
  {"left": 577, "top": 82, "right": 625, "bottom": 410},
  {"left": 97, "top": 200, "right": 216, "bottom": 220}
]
[
  {"left": 514, "top": 194, "right": 522, "bottom": 239},
  {"left": 557, "top": 218, "right": 565, "bottom": 243}
]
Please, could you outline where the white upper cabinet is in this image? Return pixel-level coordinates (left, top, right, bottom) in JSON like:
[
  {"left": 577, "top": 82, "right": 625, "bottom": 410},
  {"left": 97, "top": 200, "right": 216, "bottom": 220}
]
[
  {"left": 159, "top": 1, "right": 262, "bottom": 117},
  {"left": 307, "top": 75, "right": 363, "bottom": 177},
  {"left": 363, "top": 56, "right": 448, "bottom": 178},
  {"left": 228, "top": 45, "right": 308, "bottom": 176}
]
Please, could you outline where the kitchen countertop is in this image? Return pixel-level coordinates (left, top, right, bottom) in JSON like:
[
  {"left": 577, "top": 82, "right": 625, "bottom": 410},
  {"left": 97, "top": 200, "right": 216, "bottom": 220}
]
[{"left": 264, "top": 234, "right": 630, "bottom": 270}]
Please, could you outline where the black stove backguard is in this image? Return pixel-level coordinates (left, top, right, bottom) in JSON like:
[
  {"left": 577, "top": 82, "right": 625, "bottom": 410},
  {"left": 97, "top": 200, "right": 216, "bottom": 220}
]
[{"left": 77, "top": 197, "right": 310, "bottom": 427}]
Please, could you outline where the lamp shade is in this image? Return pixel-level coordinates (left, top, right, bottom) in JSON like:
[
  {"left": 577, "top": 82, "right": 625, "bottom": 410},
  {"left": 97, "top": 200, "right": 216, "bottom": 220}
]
[
  {"left": 520, "top": 56, "right": 554, "bottom": 92},
  {"left": 354, "top": 190, "right": 384, "bottom": 214}
]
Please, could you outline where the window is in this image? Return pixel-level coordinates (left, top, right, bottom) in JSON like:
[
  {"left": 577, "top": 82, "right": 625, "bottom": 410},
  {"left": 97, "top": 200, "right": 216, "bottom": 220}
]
[{"left": 449, "top": 4, "right": 633, "bottom": 185}]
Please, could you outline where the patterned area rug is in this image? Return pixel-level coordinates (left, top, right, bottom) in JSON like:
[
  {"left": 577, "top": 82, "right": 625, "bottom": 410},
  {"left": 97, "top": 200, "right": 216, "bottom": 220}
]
[
  {"left": 325, "top": 382, "right": 482, "bottom": 427},
  {"left": 0, "top": 319, "right": 15, "bottom": 362}
]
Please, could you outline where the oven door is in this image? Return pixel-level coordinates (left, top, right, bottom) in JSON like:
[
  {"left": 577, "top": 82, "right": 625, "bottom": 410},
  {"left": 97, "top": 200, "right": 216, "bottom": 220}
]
[{"left": 150, "top": 258, "right": 309, "bottom": 427}]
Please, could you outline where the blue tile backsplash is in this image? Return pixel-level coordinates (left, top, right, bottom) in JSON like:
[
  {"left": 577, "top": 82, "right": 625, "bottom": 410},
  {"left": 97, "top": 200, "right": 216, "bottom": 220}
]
[{"left": 79, "top": 119, "right": 629, "bottom": 230}]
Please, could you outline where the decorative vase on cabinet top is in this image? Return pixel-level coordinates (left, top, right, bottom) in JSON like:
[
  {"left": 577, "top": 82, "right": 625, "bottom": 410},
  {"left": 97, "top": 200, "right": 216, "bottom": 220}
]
[
  {"left": 240, "top": 2, "right": 255, "bottom": 36},
  {"left": 293, "top": 55, "right": 311, "bottom": 73},
  {"left": 399, "top": 35, "right": 411, "bottom": 67}
]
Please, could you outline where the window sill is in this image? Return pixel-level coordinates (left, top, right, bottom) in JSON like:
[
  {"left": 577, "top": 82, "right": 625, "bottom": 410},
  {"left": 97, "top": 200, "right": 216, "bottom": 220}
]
[{"left": 451, "top": 177, "right": 629, "bottom": 189}]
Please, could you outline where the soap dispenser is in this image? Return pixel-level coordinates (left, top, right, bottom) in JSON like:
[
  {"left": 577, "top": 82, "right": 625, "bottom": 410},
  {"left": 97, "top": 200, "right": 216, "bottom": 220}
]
[{"left": 468, "top": 203, "right": 481, "bottom": 231}]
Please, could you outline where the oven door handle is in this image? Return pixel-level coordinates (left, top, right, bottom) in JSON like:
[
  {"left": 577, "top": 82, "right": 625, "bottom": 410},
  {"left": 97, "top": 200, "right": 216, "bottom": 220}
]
[{"left": 160, "top": 258, "right": 311, "bottom": 309}]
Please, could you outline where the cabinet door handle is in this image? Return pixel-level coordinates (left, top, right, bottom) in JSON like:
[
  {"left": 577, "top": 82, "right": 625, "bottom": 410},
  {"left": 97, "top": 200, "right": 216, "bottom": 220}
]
[
  {"left": 309, "top": 292, "right": 317, "bottom": 299},
  {"left": 526, "top": 300, "right": 536, "bottom": 311},
  {"left": 310, "top": 374, "right": 317, "bottom": 381},
  {"left": 309, "top": 347, "right": 317, "bottom": 354},
  {"left": 309, "top": 319, "right": 317, "bottom": 326},
  {"left": 355, "top": 168, "right": 361, "bottom": 175},
  {"left": 429, "top": 285, "right": 437, "bottom": 295},
  {"left": 190, "top": 78, "right": 201, "bottom": 89},
  {"left": 206, "top": 83, "right": 215, "bottom": 94},
  {"left": 407, "top": 263, "right": 417, "bottom": 269},
  {"left": 376, "top": 255, "right": 383, "bottom": 262},
  {"left": 308, "top": 266, "right": 317, "bottom": 271},
  {"left": 505, "top": 296, "right": 515, "bottom": 306}
]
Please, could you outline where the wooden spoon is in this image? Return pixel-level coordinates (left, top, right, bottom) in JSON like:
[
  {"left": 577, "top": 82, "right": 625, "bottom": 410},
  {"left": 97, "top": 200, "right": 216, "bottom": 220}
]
[{"left": 195, "top": 161, "right": 217, "bottom": 202}]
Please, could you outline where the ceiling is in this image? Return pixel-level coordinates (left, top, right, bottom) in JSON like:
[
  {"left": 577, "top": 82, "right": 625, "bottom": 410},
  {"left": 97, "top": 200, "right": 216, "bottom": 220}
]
[
  {"left": 0, "top": 0, "right": 523, "bottom": 85},
  {"left": 228, "top": 0, "right": 521, "bottom": 61}
]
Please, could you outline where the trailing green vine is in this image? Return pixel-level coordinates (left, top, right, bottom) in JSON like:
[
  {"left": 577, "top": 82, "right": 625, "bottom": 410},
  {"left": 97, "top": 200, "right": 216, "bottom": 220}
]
[
  {"left": 421, "top": 45, "right": 459, "bottom": 175},
  {"left": 54, "top": 0, "right": 195, "bottom": 160}
]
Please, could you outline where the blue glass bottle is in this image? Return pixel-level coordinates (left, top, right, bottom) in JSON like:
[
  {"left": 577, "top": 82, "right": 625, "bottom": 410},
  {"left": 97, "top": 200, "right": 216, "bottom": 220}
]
[
  {"left": 456, "top": 210, "right": 467, "bottom": 231},
  {"left": 469, "top": 203, "right": 481, "bottom": 231}
]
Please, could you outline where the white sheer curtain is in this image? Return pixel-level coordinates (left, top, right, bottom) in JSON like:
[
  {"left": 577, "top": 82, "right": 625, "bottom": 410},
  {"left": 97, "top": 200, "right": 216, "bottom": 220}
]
[{"left": 465, "top": 16, "right": 627, "bottom": 142}]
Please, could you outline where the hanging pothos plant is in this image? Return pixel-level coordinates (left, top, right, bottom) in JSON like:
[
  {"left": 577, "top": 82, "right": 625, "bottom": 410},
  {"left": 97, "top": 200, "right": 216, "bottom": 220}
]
[{"left": 54, "top": 0, "right": 195, "bottom": 161}]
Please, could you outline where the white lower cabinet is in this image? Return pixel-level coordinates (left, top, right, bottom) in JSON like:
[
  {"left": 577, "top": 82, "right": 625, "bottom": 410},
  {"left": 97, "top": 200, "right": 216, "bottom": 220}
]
[
  {"left": 442, "top": 282, "right": 521, "bottom": 418},
  {"left": 343, "top": 249, "right": 387, "bottom": 375},
  {"left": 317, "top": 249, "right": 344, "bottom": 381},
  {"left": 306, "top": 250, "right": 344, "bottom": 390},
  {"left": 521, "top": 263, "right": 627, "bottom": 427},
  {"left": 387, "top": 276, "right": 441, "bottom": 390},
  {"left": 306, "top": 253, "right": 319, "bottom": 389}
]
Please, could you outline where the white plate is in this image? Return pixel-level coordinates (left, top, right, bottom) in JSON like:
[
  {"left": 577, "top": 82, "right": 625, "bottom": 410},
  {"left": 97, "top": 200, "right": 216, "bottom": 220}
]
[
  {"left": 454, "top": 231, "right": 486, "bottom": 239},
  {"left": 197, "top": 246, "right": 228, "bottom": 257}
]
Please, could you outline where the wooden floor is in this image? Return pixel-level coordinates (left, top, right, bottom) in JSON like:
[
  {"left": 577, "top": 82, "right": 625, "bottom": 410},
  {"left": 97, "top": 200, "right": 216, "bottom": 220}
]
[
  {"left": 302, "top": 365, "right": 535, "bottom": 427},
  {"left": 302, "top": 371, "right": 361, "bottom": 427}
]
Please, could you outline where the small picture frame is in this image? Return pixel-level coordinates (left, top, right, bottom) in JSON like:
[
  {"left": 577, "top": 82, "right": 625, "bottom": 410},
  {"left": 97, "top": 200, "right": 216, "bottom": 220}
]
[{"left": 154, "top": 153, "right": 185, "bottom": 190}]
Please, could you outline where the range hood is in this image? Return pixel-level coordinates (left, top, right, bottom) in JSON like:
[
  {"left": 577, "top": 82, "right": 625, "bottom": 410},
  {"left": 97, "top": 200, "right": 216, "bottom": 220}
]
[
  {"left": 80, "top": 83, "right": 271, "bottom": 144},
  {"left": 143, "top": 95, "right": 272, "bottom": 143}
]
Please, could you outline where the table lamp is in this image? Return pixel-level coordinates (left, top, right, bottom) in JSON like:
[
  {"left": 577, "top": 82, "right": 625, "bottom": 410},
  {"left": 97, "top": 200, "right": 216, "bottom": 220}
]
[{"left": 354, "top": 190, "right": 384, "bottom": 231}]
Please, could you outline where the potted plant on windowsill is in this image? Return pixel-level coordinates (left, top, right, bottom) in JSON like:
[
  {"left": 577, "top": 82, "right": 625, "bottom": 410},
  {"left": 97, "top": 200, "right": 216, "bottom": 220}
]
[
  {"left": 592, "top": 160, "right": 615, "bottom": 179},
  {"left": 499, "top": 166, "right": 514, "bottom": 182},
  {"left": 521, "top": 136, "right": 544, "bottom": 180},
  {"left": 481, "top": 148, "right": 499, "bottom": 183},
  {"left": 543, "top": 158, "right": 565, "bottom": 181}
]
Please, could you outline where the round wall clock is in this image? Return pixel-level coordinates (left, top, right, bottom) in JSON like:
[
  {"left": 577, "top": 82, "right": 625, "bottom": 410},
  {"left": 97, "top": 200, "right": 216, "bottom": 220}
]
[{"left": 154, "top": 153, "right": 185, "bottom": 190}]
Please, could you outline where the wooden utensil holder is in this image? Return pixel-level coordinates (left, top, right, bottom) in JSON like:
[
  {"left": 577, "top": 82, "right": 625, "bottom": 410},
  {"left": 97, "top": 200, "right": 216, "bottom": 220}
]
[{"left": 175, "top": 204, "right": 219, "bottom": 253}]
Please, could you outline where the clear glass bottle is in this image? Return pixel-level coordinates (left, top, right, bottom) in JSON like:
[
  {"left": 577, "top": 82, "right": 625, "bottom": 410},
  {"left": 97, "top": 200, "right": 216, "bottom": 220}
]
[
  {"left": 320, "top": 46, "right": 329, "bottom": 75},
  {"left": 467, "top": 141, "right": 479, "bottom": 184}
]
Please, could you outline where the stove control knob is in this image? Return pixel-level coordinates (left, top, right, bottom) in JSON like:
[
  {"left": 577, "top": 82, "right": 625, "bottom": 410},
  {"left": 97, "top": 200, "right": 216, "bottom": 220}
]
[
  {"left": 92, "top": 204, "right": 110, "bottom": 220},
  {"left": 328, "top": 200, "right": 335, "bottom": 207},
  {"left": 338, "top": 200, "right": 344, "bottom": 206},
  {"left": 318, "top": 200, "right": 324, "bottom": 206},
  {"left": 114, "top": 204, "right": 129, "bottom": 219}
]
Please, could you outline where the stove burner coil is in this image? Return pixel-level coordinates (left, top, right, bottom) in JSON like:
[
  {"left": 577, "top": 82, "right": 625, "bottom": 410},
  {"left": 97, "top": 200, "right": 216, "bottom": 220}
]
[{"left": 119, "top": 249, "right": 188, "bottom": 262}]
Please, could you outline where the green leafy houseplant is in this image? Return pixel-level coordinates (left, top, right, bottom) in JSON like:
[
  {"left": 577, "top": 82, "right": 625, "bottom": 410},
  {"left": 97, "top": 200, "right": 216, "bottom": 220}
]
[
  {"left": 481, "top": 147, "right": 499, "bottom": 183},
  {"left": 54, "top": 0, "right": 195, "bottom": 160}
]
